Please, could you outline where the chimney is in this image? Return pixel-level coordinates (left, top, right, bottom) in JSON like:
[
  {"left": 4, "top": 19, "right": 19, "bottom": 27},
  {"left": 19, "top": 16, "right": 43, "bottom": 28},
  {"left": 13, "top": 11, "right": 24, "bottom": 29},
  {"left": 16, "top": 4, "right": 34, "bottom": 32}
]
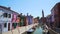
[
  {"left": 30, "top": 15, "right": 32, "bottom": 17},
  {"left": 20, "top": 13, "right": 22, "bottom": 16},
  {"left": 27, "top": 13, "right": 28, "bottom": 16},
  {"left": 24, "top": 15, "right": 25, "bottom": 16},
  {"left": 8, "top": 7, "right": 10, "bottom": 10}
]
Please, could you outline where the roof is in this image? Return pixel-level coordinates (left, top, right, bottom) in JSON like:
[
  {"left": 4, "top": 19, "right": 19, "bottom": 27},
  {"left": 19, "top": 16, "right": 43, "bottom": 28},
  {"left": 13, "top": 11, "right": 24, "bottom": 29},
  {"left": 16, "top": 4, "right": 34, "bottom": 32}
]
[
  {"left": 0, "top": 6, "right": 19, "bottom": 14},
  {"left": 51, "top": 2, "right": 60, "bottom": 11}
]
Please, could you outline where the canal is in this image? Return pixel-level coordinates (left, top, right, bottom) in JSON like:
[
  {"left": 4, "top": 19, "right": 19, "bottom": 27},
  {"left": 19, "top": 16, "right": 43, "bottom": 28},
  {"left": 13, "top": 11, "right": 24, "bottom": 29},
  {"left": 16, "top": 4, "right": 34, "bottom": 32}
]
[
  {"left": 32, "top": 26, "right": 43, "bottom": 34},
  {"left": 23, "top": 25, "right": 43, "bottom": 34}
]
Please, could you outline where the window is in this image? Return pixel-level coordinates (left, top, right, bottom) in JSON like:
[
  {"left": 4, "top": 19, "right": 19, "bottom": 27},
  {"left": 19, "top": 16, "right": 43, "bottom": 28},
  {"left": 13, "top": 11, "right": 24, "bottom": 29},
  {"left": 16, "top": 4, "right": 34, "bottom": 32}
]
[
  {"left": 12, "top": 23, "right": 14, "bottom": 26},
  {"left": 12, "top": 23, "right": 17, "bottom": 28},
  {"left": 4, "top": 23, "right": 7, "bottom": 28},
  {"left": 8, "top": 14, "right": 11, "bottom": 18},
  {"left": 3, "top": 13, "right": 8, "bottom": 17}
]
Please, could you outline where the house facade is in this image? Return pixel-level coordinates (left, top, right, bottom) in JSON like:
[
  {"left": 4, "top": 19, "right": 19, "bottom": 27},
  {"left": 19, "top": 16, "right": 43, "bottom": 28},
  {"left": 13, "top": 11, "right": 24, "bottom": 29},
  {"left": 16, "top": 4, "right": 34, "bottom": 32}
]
[
  {"left": 46, "top": 15, "right": 52, "bottom": 27},
  {"left": 26, "top": 13, "right": 33, "bottom": 25},
  {"left": 0, "top": 6, "right": 12, "bottom": 32},
  {"left": 11, "top": 12, "right": 19, "bottom": 29},
  {"left": 51, "top": 2, "right": 60, "bottom": 28},
  {"left": 34, "top": 18, "right": 38, "bottom": 23},
  {"left": 0, "top": 6, "right": 19, "bottom": 32}
]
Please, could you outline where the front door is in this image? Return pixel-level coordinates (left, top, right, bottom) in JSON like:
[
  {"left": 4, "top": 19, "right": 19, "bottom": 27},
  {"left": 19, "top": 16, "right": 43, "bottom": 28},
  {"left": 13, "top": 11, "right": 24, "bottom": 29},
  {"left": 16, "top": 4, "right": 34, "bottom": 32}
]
[{"left": 8, "top": 23, "right": 10, "bottom": 31}]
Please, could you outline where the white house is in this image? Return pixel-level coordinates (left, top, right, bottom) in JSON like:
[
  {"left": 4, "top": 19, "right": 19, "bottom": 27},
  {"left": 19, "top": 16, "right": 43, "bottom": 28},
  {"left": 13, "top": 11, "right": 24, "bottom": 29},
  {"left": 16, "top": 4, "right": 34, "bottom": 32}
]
[{"left": 0, "top": 6, "right": 18, "bottom": 32}]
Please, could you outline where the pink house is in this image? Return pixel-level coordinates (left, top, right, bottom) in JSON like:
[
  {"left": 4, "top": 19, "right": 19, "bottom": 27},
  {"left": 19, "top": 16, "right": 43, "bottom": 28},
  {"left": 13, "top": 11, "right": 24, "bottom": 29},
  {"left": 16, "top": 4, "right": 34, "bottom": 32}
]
[{"left": 11, "top": 12, "right": 19, "bottom": 29}]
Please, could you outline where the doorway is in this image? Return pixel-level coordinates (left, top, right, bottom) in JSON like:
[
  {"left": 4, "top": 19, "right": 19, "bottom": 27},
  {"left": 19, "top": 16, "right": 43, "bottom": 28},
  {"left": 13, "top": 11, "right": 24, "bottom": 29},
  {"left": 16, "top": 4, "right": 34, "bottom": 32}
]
[{"left": 8, "top": 23, "right": 10, "bottom": 31}]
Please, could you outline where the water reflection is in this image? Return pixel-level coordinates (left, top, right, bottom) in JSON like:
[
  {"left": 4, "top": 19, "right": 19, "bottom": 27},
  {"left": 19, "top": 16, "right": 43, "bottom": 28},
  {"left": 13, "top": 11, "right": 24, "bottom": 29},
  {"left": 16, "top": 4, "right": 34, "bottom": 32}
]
[
  {"left": 23, "top": 26, "right": 43, "bottom": 34},
  {"left": 32, "top": 26, "right": 43, "bottom": 34}
]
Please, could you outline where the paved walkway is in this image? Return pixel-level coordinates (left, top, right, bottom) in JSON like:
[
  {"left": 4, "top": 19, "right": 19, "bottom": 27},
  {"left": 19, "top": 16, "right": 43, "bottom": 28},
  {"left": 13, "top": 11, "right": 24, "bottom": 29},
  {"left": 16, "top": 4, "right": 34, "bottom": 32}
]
[{"left": 2, "top": 23, "right": 38, "bottom": 34}]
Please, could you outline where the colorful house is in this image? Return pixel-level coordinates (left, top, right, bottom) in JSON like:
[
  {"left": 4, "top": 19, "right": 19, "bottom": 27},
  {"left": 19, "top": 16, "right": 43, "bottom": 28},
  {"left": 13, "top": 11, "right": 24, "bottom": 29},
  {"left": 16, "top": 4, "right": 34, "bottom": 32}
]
[
  {"left": 16, "top": 15, "right": 21, "bottom": 27},
  {"left": 0, "top": 6, "right": 19, "bottom": 32},
  {"left": 34, "top": 18, "right": 38, "bottom": 23},
  {"left": 25, "top": 16, "right": 28, "bottom": 26},
  {"left": 26, "top": 13, "right": 33, "bottom": 25},
  {"left": 18, "top": 13, "right": 25, "bottom": 26},
  {"left": 18, "top": 13, "right": 34, "bottom": 26},
  {"left": 51, "top": 2, "right": 60, "bottom": 28},
  {"left": 46, "top": 15, "right": 52, "bottom": 27},
  {"left": 0, "top": 6, "right": 13, "bottom": 32},
  {"left": 29, "top": 15, "right": 33, "bottom": 24},
  {"left": 12, "top": 11, "right": 19, "bottom": 29},
  {"left": 24, "top": 15, "right": 28, "bottom": 26}
]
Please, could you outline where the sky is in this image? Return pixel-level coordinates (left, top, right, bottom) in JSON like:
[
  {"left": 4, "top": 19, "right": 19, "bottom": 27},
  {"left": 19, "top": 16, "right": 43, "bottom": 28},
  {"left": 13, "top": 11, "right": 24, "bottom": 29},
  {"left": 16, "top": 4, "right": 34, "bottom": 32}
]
[{"left": 0, "top": 0, "right": 60, "bottom": 18}]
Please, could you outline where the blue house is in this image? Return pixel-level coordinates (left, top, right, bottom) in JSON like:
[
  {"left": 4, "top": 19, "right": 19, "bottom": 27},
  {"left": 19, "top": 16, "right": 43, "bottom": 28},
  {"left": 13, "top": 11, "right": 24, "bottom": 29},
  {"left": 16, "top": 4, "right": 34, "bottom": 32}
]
[{"left": 26, "top": 13, "right": 33, "bottom": 25}]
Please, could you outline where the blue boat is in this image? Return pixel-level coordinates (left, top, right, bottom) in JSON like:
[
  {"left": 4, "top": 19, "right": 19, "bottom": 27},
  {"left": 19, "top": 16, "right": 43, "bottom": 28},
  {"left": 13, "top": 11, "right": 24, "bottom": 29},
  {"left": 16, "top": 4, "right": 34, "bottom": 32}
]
[{"left": 27, "top": 29, "right": 34, "bottom": 33}]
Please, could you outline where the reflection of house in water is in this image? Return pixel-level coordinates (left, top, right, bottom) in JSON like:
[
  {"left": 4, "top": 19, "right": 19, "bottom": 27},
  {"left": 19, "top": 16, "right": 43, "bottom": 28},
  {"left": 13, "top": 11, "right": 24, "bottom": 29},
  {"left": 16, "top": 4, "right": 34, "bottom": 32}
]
[{"left": 0, "top": 6, "right": 19, "bottom": 32}]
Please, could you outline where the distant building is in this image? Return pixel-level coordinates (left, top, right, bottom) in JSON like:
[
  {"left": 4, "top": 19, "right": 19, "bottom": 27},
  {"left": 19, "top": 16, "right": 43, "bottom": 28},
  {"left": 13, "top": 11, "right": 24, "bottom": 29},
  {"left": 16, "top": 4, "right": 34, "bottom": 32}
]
[
  {"left": 51, "top": 2, "right": 60, "bottom": 28},
  {"left": 42, "top": 10, "right": 44, "bottom": 18},
  {"left": 26, "top": 13, "right": 33, "bottom": 25},
  {"left": 46, "top": 15, "right": 52, "bottom": 27},
  {"left": 0, "top": 6, "right": 19, "bottom": 32},
  {"left": 40, "top": 17, "right": 46, "bottom": 23},
  {"left": 34, "top": 17, "right": 39, "bottom": 23},
  {"left": 41, "top": 10, "right": 46, "bottom": 24},
  {"left": 34, "top": 18, "right": 38, "bottom": 23},
  {"left": 18, "top": 13, "right": 25, "bottom": 26}
]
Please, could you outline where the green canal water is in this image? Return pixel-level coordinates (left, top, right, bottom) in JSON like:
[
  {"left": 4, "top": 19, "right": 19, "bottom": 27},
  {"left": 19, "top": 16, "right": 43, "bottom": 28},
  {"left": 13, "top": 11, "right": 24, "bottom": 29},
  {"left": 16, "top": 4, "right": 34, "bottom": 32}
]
[
  {"left": 23, "top": 26, "right": 43, "bottom": 34},
  {"left": 32, "top": 26, "right": 43, "bottom": 34}
]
